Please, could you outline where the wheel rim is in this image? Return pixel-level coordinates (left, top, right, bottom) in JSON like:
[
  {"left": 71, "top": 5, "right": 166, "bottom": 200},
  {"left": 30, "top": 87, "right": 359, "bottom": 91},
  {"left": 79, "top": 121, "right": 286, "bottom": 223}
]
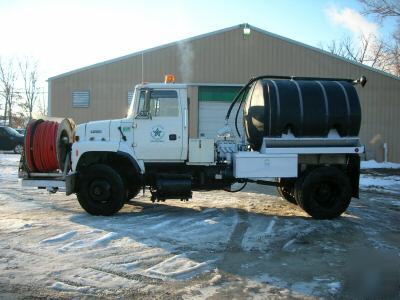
[
  {"left": 89, "top": 179, "right": 112, "bottom": 203},
  {"left": 312, "top": 181, "right": 338, "bottom": 208},
  {"left": 15, "top": 145, "right": 22, "bottom": 153},
  {"left": 281, "top": 186, "right": 291, "bottom": 198}
]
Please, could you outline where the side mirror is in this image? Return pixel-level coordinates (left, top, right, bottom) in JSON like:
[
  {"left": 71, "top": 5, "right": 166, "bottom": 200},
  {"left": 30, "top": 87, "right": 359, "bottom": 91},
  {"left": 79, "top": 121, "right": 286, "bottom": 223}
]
[
  {"left": 136, "top": 111, "right": 150, "bottom": 119},
  {"left": 135, "top": 89, "right": 152, "bottom": 119}
]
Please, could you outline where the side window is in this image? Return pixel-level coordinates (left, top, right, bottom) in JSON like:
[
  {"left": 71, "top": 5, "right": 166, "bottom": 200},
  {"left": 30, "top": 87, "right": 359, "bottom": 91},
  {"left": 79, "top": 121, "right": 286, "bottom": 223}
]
[
  {"left": 150, "top": 90, "right": 179, "bottom": 117},
  {"left": 136, "top": 90, "right": 149, "bottom": 117}
]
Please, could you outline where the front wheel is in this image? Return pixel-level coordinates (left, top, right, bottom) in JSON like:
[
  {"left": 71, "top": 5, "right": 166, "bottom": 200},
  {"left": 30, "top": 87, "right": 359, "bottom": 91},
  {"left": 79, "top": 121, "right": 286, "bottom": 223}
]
[
  {"left": 77, "top": 164, "right": 125, "bottom": 216},
  {"left": 126, "top": 183, "right": 142, "bottom": 201},
  {"left": 295, "top": 167, "right": 352, "bottom": 219}
]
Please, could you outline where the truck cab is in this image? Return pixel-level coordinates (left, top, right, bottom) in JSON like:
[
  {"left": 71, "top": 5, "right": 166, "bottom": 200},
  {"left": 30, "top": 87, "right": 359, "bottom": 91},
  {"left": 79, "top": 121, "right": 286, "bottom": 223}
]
[{"left": 127, "top": 83, "right": 189, "bottom": 162}]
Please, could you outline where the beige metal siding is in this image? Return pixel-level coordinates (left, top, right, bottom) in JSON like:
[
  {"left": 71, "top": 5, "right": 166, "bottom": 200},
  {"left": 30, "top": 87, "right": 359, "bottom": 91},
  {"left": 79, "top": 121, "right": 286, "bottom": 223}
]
[{"left": 50, "top": 26, "right": 400, "bottom": 162}]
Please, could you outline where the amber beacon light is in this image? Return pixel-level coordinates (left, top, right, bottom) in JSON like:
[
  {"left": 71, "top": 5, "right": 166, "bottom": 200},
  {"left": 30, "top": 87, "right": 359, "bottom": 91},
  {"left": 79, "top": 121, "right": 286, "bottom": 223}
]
[{"left": 164, "top": 74, "right": 175, "bottom": 83}]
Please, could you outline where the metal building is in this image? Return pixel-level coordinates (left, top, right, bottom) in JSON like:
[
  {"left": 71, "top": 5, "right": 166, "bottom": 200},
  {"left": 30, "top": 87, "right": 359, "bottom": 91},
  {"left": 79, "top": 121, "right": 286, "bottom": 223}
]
[{"left": 48, "top": 24, "right": 400, "bottom": 162}]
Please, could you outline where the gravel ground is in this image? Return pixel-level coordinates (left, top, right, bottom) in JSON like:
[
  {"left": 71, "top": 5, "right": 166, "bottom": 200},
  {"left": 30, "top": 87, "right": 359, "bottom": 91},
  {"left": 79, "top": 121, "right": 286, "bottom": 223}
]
[{"left": 0, "top": 153, "right": 399, "bottom": 299}]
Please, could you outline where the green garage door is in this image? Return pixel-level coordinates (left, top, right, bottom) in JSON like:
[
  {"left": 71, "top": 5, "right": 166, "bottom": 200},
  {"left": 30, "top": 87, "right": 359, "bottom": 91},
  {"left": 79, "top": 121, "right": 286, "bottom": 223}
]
[{"left": 198, "top": 86, "right": 244, "bottom": 139}]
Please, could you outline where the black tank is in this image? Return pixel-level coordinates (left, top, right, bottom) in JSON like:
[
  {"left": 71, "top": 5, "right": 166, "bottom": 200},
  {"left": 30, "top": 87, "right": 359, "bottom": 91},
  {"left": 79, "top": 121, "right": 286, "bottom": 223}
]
[{"left": 243, "top": 79, "right": 362, "bottom": 150}]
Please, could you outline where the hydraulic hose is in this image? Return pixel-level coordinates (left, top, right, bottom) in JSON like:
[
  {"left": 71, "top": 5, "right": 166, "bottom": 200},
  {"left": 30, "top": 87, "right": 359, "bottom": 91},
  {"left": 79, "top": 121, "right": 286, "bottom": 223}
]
[{"left": 223, "top": 181, "right": 247, "bottom": 193}]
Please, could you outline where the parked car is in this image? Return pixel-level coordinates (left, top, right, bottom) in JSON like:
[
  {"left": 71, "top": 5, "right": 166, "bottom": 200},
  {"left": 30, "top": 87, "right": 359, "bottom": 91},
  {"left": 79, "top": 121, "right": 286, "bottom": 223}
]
[
  {"left": 0, "top": 126, "right": 24, "bottom": 154},
  {"left": 16, "top": 128, "right": 26, "bottom": 135}
]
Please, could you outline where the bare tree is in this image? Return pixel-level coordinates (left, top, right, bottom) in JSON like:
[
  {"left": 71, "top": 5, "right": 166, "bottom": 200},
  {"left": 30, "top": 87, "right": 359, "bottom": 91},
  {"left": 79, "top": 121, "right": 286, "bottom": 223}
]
[
  {"left": 389, "top": 39, "right": 400, "bottom": 75},
  {"left": 0, "top": 58, "right": 18, "bottom": 127},
  {"left": 321, "top": 33, "right": 389, "bottom": 70},
  {"left": 319, "top": 39, "right": 347, "bottom": 57},
  {"left": 358, "top": 0, "right": 400, "bottom": 76},
  {"left": 359, "top": 0, "right": 400, "bottom": 20},
  {"left": 321, "top": 1, "right": 400, "bottom": 76},
  {"left": 37, "top": 87, "right": 47, "bottom": 117},
  {"left": 19, "top": 58, "right": 39, "bottom": 121}
]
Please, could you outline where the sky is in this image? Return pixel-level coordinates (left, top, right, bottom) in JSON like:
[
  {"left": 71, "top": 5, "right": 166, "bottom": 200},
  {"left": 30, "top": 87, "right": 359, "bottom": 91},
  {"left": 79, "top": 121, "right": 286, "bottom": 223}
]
[{"left": 0, "top": 0, "right": 396, "bottom": 88}]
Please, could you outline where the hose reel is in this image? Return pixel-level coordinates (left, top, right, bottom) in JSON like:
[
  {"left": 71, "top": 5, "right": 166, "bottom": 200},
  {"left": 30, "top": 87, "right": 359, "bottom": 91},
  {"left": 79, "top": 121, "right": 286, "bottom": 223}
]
[{"left": 24, "top": 118, "right": 75, "bottom": 172}]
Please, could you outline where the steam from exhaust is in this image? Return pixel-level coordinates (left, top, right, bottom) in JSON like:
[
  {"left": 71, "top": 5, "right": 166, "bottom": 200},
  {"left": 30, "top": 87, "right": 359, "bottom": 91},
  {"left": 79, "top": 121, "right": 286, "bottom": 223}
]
[{"left": 177, "top": 41, "right": 194, "bottom": 83}]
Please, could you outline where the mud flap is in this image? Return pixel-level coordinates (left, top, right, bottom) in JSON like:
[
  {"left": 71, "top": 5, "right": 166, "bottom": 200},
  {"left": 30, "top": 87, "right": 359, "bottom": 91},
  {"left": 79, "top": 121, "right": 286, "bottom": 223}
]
[
  {"left": 65, "top": 173, "right": 76, "bottom": 196},
  {"left": 348, "top": 154, "right": 360, "bottom": 198}
]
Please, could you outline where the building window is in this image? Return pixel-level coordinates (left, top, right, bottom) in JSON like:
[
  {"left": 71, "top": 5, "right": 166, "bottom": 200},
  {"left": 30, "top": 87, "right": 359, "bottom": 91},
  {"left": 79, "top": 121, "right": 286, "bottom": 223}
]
[
  {"left": 127, "top": 90, "right": 134, "bottom": 106},
  {"left": 72, "top": 90, "right": 90, "bottom": 108}
]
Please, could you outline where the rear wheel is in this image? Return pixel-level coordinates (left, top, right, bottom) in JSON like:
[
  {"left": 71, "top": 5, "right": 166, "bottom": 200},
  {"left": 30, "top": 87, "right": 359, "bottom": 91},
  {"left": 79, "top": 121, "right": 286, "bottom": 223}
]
[
  {"left": 295, "top": 167, "right": 351, "bottom": 219},
  {"left": 77, "top": 164, "right": 125, "bottom": 216},
  {"left": 276, "top": 179, "right": 296, "bottom": 204}
]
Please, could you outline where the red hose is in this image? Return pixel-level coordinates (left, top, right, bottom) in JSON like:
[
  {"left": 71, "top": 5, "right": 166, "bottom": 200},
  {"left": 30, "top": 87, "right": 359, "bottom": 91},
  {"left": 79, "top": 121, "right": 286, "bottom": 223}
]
[{"left": 25, "top": 120, "right": 60, "bottom": 172}]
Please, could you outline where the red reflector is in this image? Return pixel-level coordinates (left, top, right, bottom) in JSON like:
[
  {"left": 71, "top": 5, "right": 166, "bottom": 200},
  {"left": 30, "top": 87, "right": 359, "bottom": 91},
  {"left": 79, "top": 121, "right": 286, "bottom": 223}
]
[{"left": 75, "top": 149, "right": 79, "bottom": 157}]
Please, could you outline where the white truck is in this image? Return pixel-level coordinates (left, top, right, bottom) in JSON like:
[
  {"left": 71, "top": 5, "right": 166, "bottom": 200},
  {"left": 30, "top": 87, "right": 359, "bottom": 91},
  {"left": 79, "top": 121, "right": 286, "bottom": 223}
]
[{"left": 19, "top": 75, "right": 367, "bottom": 219}]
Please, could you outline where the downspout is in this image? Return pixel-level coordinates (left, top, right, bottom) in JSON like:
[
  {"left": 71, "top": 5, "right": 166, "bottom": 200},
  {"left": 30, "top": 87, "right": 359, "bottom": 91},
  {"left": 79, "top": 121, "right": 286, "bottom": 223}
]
[
  {"left": 383, "top": 142, "right": 388, "bottom": 163},
  {"left": 47, "top": 79, "right": 52, "bottom": 117}
]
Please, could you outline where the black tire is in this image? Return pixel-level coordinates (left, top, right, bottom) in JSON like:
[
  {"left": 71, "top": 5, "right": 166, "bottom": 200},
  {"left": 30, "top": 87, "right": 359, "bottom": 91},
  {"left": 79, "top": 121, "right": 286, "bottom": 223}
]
[
  {"left": 276, "top": 179, "right": 297, "bottom": 204},
  {"left": 295, "top": 167, "right": 352, "bottom": 219},
  {"left": 127, "top": 183, "right": 141, "bottom": 201},
  {"left": 77, "top": 164, "right": 125, "bottom": 216}
]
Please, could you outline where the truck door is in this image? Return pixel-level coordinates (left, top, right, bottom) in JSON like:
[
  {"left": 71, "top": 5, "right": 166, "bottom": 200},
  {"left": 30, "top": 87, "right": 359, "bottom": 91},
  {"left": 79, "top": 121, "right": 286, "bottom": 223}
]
[{"left": 133, "top": 89, "right": 187, "bottom": 161}]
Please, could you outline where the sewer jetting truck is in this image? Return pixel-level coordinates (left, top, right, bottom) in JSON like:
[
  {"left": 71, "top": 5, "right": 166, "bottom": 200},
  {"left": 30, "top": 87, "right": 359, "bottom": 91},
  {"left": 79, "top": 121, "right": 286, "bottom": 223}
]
[{"left": 19, "top": 75, "right": 367, "bottom": 219}]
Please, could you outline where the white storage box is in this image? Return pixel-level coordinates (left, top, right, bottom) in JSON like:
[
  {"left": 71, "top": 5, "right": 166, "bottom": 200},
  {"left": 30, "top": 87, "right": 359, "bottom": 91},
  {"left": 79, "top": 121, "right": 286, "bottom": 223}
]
[
  {"left": 188, "top": 139, "right": 215, "bottom": 163},
  {"left": 233, "top": 151, "right": 298, "bottom": 178}
]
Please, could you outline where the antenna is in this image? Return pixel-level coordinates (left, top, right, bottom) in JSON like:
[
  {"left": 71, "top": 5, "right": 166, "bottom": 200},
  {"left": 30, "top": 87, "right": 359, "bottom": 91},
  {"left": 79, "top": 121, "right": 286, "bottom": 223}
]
[{"left": 141, "top": 52, "right": 144, "bottom": 83}]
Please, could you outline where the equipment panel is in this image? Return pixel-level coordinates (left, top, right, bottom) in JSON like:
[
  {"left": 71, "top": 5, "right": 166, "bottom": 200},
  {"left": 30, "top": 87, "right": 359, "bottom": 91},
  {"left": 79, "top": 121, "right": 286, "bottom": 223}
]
[{"left": 233, "top": 152, "right": 298, "bottom": 178}]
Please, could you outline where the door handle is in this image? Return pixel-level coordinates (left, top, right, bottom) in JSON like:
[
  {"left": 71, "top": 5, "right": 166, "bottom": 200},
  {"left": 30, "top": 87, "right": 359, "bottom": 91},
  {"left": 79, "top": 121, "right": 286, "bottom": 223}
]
[
  {"left": 169, "top": 134, "right": 177, "bottom": 141},
  {"left": 184, "top": 108, "right": 188, "bottom": 129}
]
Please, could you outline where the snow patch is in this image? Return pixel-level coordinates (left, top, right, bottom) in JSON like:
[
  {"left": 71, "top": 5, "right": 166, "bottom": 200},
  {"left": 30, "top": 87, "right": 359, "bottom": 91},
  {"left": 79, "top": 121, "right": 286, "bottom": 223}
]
[
  {"left": 57, "top": 231, "right": 118, "bottom": 252},
  {"left": 204, "top": 219, "right": 218, "bottom": 225},
  {"left": 146, "top": 253, "right": 214, "bottom": 279},
  {"left": 40, "top": 231, "right": 77, "bottom": 244},
  {"left": 291, "top": 281, "right": 319, "bottom": 295},
  {"left": 91, "top": 232, "right": 119, "bottom": 247},
  {"left": 51, "top": 281, "right": 91, "bottom": 293},
  {"left": 361, "top": 160, "right": 400, "bottom": 169},
  {"left": 360, "top": 174, "right": 400, "bottom": 194},
  {"left": 327, "top": 281, "right": 341, "bottom": 294},
  {"left": 0, "top": 219, "right": 35, "bottom": 231},
  {"left": 59, "top": 267, "right": 140, "bottom": 289},
  {"left": 207, "top": 271, "right": 222, "bottom": 285},
  {"left": 265, "top": 217, "right": 277, "bottom": 235},
  {"left": 282, "top": 239, "right": 296, "bottom": 252}
]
